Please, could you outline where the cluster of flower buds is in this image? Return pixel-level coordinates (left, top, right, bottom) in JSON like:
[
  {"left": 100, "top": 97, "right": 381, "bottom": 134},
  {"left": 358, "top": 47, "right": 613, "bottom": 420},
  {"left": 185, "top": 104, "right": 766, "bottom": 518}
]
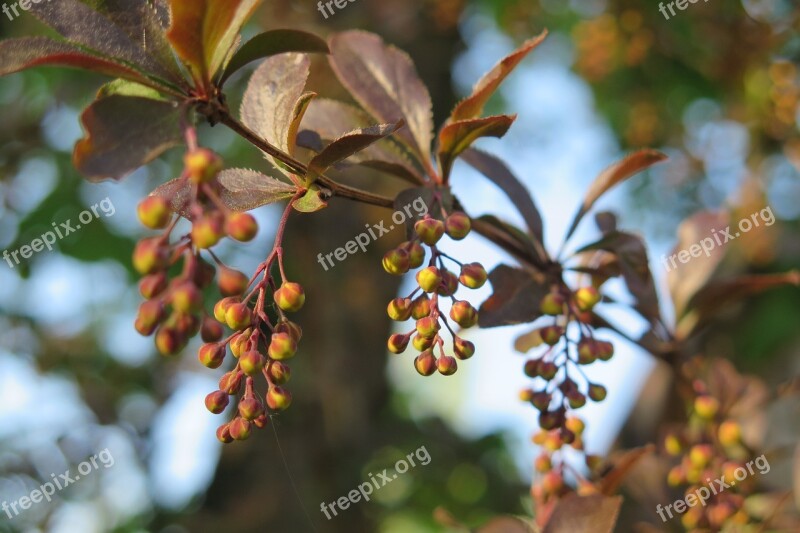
[
  {"left": 382, "top": 210, "right": 486, "bottom": 376},
  {"left": 134, "top": 148, "right": 257, "bottom": 357},
  {"left": 661, "top": 382, "right": 760, "bottom": 529},
  {"left": 518, "top": 285, "right": 613, "bottom": 435}
]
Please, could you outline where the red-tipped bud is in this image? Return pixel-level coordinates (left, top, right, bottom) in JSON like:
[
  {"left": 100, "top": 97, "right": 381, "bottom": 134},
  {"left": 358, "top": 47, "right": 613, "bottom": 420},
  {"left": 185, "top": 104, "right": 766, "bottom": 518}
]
[
  {"left": 401, "top": 241, "right": 425, "bottom": 268},
  {"left": 229, "top": 330, "right": 251, "bottom": 358},
  {"left": 266, "top": 361, "right": 291, "bottom": 384},
  {"left": 134, "top": 300, "right": 165, "bottom": 336},
  {"left": 574, "top": 286, "right": 601, "bottom": 312},
  {"left": 718, "top": 420, "right": 741, "bottom": 447},
  {"left": 449, "top": 300, "right": 478, "bottom": 328},
  {"left": 387, "top": 298, "right": 413, "bottom": 321},
  {"left": 444, "top": 211, "right": 471, "bottom": 240},
  {"left": 238, "top": 396, "right": 265, "bottom": 420},
  {"left": 218, "top": 267, "right": 249, "bottom": 296},
  {"left": 226, "top": 212, "right": 258, "bottom": 242},
  {"left": 198, "top": 343, "right": 226, "bottom": 368},
  {"left": 519, "top": 388, "right": 535, "bottom": 402},
  {"left": 170, "top": 281, "right": 202, "bottom": 313},
  {"left": 155, "top": 326, "right": 184, "bottom": 356},
  {"left": 538, "top": 361, "right": 557, "bottom": 380},
  {"left": 225, "top": 303, "right": 252, "bottom": 330},
  {"left": 524, "top": 359, "right": 539, "bottom": 377},
  {"left": 535, "top": 453, "right": 552, "bottom": 473},
  {"left": 274, "top": 282, "right": 305, "bottom": 312},
  {"left": 539, "top": 291, "right": 565, "bottom": 316},
  {"left": 412, "top": 333, "right": 434, "bottom": 351},
  {"left": 268, "top": 332, "right": 297, "bottom": 360},
  {"left": 414, "top": 217, "right": 445, "bottom": 245},
  {"left": 214, "top": 296, "right": 237, "bottom": 323},
  {"left": 436, "top": 270, "right": 459, "bottom": 296},
  {"left": 538, "top": 410, "right": 560, "bottom": 430},
  {"left": 240, "top": 350, "right": 266, "bottom": 376},
  {"left": 253, "top": 414, "right": 269, "bottom": 428},
  {"left": 416, "top": 266, "right": 442, "bottom": 293},
  {"left": 411, "top": 295, "right": 432, "bottom": 319},
  {"left": 172, "top": 312, "right": 200, "bottom": 337},
  {"left": 596, "top": 340, "right": 614, "bottom": 361},
  {"left": 382, "top": 248, "right": 410, "bottom": 275},
  {"left": 388, "top": 333, "right": 410, "bottom": 354},
  {"left": 229, "top": 417, "right": 251, "bottom": 441},
  {"left": 274, "top": 321, "right": 303, "bottom": 342},
  {"left": 567, "top": 389, "right": 587, "bottom": 409},
  {"left": 266, "top": 386, "right": 292, "bottom": 410},
  {"left": 133, "top": 238, "right": 169, "bottom": 275},
  {"left": 588, "top": 384, "right": 607, "bottom": 402},
  {"left": 216, "top": 423, "right": 234, "bottom": 443},
  {"left": 137, "top": 196, "right": 172, "bottom": 229},
  {"left": 689, "top": 444, "right": 713, "bottom": 469},
  {"left": 453, "top": 337, "right": 475, "bottom": 360},
  {"left": 577, "top": 339, "right": 598, "bottom": 364},
  {"left": 191, "top": 214, "right": 224, "bottom": 249},
  {"left": 205, "top": 390, "right": 229, "bottom": 414},
  {"left": 664, "top": 433, "right": 683, "bottom": 456},
  {"left": 200, "top": 317, "right": 224, "bottom": 343},
  {"left": 540, "top": 326, "right": 564, "bottom": 346},
  {"left": 416, "top": 316, "right": 440, "bottom": 338},
  {"left": 139, "top": 272, "right": 168, "bottom": 299},
  {"left": 694, "top": 395, "right": 719, "bottom": 419},
  {"left": 193, "top": 259, "right": 216, "bottom": 288},
  {"left": 565, "top": 417, "right": 585, "bottom": 435},
  {"left": 459, "top": 263, "right": 487, "bottom": 289},
  {"left": 541, "top": 471, "right": 564, "bottom": 495},
  {"left": 219, "top": 371, "right": 243, "bottom": 395},
  {"left": 184, "top": 148, "right": 222, "bottom": 184},
  {"left": 437, "top": 355, "right": 458, "bottom": 376},
  {"left": 414, "top": 351, "right": 437, "bottom": 376}
]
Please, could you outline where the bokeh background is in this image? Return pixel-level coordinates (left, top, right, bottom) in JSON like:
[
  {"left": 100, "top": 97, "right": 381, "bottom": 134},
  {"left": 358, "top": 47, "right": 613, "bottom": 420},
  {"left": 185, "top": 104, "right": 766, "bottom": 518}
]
[{"left": 0, "top": 0, "right": 799, "bottom": 531}]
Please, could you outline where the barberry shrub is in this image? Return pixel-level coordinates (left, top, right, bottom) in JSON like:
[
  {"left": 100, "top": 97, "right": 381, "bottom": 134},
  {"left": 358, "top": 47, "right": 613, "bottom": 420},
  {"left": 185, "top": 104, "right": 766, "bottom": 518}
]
[{"left": 2, "top": 1, "right": 798, "bottom": 530}]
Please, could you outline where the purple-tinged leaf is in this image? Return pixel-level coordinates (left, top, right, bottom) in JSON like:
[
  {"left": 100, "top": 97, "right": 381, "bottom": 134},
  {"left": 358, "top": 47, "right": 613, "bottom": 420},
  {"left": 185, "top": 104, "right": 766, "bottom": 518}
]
[
  {"left": 450, "top": 31, "right": 547, "bottom": 122},
  {"left": 73, "top": 94, "right": 182, "bottom": 182},
  {"left": 542, "top": 495, "right": 622, "bottom": 533},
  {"left": 299, "top": 98, "right": 425, "bottom": 183},
  {"left": 287, "top": 92, "right": 317, "bottom": 158},
  {"left": 307, "top": 121, "right": 405, "bottom": 182},
  {"left": 328, "top": 31, "right": 434, "bottom": 168},
  {"left": 473, "top": 215, "right": 544, "bottom": 268},
  {"left": 241, "top": 53, "right": 309, "bottom": 176},
  {"left": 437, "top": 115, "right": 515, "bottom": 180},
  {"left": 152, "top": 169, "right": 297, "bottom": 217},
  {"left": 461, "top": 148, "right": 545, "bottom": 250},
  {"left": 478, "top": 265, "right": 548, "bottom": 328},
  {"left": 564, "top": 150, "right": 668, "bottom": 241},
  {"left": 220, "top": 29, "right": 329, "bottom": 85}
]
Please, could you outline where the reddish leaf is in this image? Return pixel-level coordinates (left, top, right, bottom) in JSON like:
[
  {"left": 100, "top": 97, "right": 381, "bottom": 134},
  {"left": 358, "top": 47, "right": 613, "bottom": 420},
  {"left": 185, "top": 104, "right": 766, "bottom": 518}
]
[
  {"left": 0, "top": 37, "right": 158, "bottom": 88},
  {"left": 220, "top": 29, "right": 329, "bottom": 84},
  {"left": 479, "top": 265, "right": 547, "bottom": 327},
  {"left": 152, "top": 169, "right": 297, "bottom": 216},
  {"left": 27, "top": 0, "right": 182, "bottom": 85},
  {"left": 477, "top": 516, "right": 534, "bottom": 532},
  {"left": 241, "top": 53, "right": 310, "bottom": 176},
  {"left": 307, "top": 121, "right": 405, "bottom": 182},
  {"left": 666, "top": 210, "right": 729, "bottom": 320},
  {"left": 597, "top": 444, "right": 655, "bottom": 495},
  {"left": 542, "top": 495, "right": 622, "bottom": 533},
  {"left": 437, "top": 115, "right": 515, "bottom": 180},
  {"left": 167, "top": 0, "right": 261, "bottom": 83},
  {"left": 450, "top": 31, "right": 547, "bottom": 121},
  {"left": 564, "top": 150, "right": 667, "bottom": 241},
  {"left": 461, "top": 148, "right": 545, "bottom": 249},
  {"left": 328, "top": 31, "right": 434, "bottom": 167},
  {"left": 73, "top": 95, "right": 182, "bottom": 182},
  {"left": 299, "top": 98, "right": 425, "bottom": 183},
  {"left": 577, "top": 231, "right": 661, "bottom": 324},
  {"left": 474, "top": 215, "right": 543, "bottom": 267}
]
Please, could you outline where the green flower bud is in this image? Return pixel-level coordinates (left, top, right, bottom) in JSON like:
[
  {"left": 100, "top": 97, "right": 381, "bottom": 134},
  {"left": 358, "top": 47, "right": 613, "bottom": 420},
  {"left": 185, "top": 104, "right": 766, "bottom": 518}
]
[
  {"left": 444, "top": 211, "right": 471, "bottom": 240},
  {"left": 539, "top": 291, "right": 565, "bottom": 316}
]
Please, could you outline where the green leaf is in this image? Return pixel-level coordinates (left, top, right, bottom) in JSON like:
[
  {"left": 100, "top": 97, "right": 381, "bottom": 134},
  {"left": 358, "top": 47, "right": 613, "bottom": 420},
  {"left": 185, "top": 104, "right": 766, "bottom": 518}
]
[
  {"left": 28, "top": 0, "right": 182, "bottom": 85},
  {"left": 450, "top": 31, "right": 547, "bottom": 121},
  {"left": 166, "top": 0, "right": 262, "bottom": 84},
  {"left": 299, "top": 98, "right": 425, "bottom": 183},
  {"left": 287, "top": 91, "right": 317, "bottom": 159},
  {"left": 328, "top": 31, "right": 434, "bottom": 168},
  {"left": 292, "top": 185, "right": 329, "bottom": 213},
  {"left": 0, "top": 37, "right": 160, "bottom": 89},
  {"left": 306, "top": 121, "right": 405, "bottom": 183},
  {"left": 73, "top": 94, "right": 182, "bottom": 182},
  {"left": 437, "top": 115, "right": 515, "bottom": 180},
  {"left": 96, "top": 79, "right": 168, "bottom": 100},
  {"left": 152, "top": 169, "right": 297, "bottom": 216},
  {"left": 542, "top": 495, "right": 622, "bottom": 533},
  {"left": 461, "top": 148, "right": 545, "bottom": 250},
  {"left": 564, "top": 149, "right": 668, "bottom": 242},
  {"left": 241, "top": 52, "right": 310, "bottom": 177},
  {"left": 478, "top": 265, "right": 548, "bottom": 328},
  {"left": 219, "top": 29, "right": 329, "bottom": 85}
]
